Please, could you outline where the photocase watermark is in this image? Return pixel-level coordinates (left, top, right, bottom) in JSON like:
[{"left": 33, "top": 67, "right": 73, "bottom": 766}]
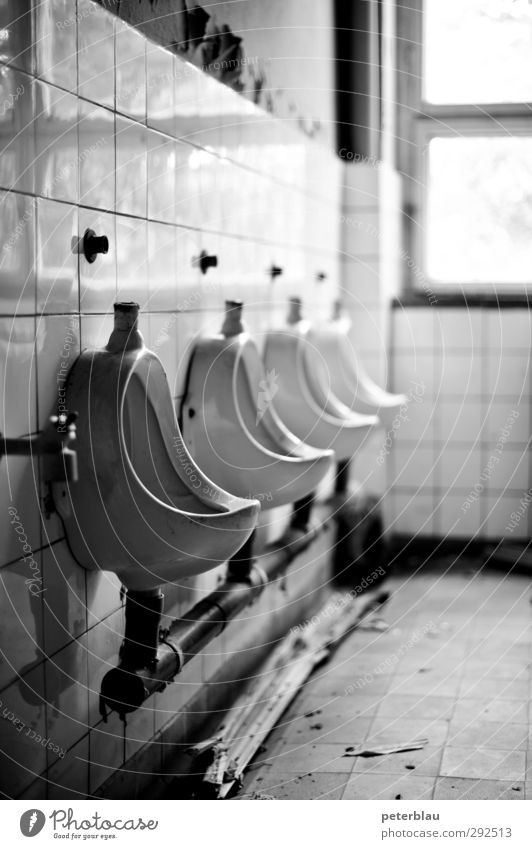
[
  {"left": 1, "top": 201, "right": 35, "bottom": 260},
  {"left": 46, "top": 136, "right": 108, "bottom": 199},
  {"left": 0, "top": 697, "right": 65, "bottom": 759},
  {"left": 0, "top": 81, "right": 25, "bottom": 118},
  {"left": 117, "top": 54, "right": 259, "bottom": 111},
  {"left": 7, "top": 507, "right": 46, "bottom": 597},
  {"left": 398, "top": 247, "right": 438, "bottom": 306},
  {"left": 505, "top": 487, "right": 532, "bottom": 534},
  {"left": 256, "top": 368, "right": 279, "bottom": 425},
  {"left": 344, "top": 620, "right": 437, "bottom": 694},
  {"left": 291, "top": 567, "right": 386, "bottom": 635},
  {"left": 461, "top": 410, "right": 520, "bottom": 513},
  {"left": 338, "top": 148, "right": 384, "bottom": 170},
  {"left": 376, "top": 379, "right": 426, "bottom": 465},
  {"left": 245, "top": 491, "right": 273, "bottom": 503},
  {"left": 55, "top": 318, "right": 78, "bottom": 425}
]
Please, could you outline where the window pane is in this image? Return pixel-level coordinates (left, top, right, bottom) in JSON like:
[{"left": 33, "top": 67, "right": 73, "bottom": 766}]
[
  {"left": 426, "top": 136, "right": 532, "bottom": 284},
  {"left": 424, "top": 0, "right": 532, "bottom": 104}
]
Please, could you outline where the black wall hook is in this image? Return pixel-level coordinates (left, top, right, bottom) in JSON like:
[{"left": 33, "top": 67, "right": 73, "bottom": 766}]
[
  {"left": 192, "top": 250, "right": 218, "bottom": 274},
  {"left": 83, "top": 229, "right": 109, "bottom": 264},
  {"left": 268, "top": 264, "right": 283, "bottom": 279}
]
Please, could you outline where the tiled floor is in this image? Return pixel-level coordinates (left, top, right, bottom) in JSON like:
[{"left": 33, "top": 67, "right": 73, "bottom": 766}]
[{"left": 238, "top": 565, "right": 532, "bottom": 800}]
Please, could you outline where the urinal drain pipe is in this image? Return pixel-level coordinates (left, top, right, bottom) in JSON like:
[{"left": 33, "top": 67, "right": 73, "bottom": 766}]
[{"left": 99, "top": 519, "right": 327, "bottom": 720}]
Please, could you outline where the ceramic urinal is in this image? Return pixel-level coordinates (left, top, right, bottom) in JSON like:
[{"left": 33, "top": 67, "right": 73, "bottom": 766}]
[
  {"left": 181, "top": 300, "right": 333, "bottom": 507},
  {"left": 54, "top": 303, "right": 259, "bottom": 592},
  {"left": 263, "top": 298, "right": 379, "bottom": 461},
  {"left": 311, "top": 300, "right": 407, "bottom": 428}
]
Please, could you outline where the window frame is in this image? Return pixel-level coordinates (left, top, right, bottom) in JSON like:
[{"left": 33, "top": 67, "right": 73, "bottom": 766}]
[{"left": 396, "top": 0, "right": 532, "bottom": 298}]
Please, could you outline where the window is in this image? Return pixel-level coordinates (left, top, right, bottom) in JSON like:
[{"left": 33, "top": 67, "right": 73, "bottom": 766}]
[{"left": 397, "top": 0, "right": 532, "bottom": 292}]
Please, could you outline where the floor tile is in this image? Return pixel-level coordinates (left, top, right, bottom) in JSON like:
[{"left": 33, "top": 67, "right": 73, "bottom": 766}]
[
  {"left": 351, "top": 745, "right": 444, "bottom": 777},
  {"left": 240, "top": 772, "right": 348, "bottom": 800},
  {"left": 453, "top": 698, "right": 528, "bottom": 725},
  {"left": 447, "top": 720, "right": 528, "bottom": 751},
  {"left": 375, "top": 693, "right": 456, "bottom": 720},
  {"left": 342, "top": 772, "right": 435, "bottom": 800},
  {"left": 434, "top": 777, "right": 524, "bottom": 800},
  {"left": 440, "top": 747, "right": 526, "bottom": 781},
  {"left": 369, "top": 717, "right": 450, "bottom": 747},
  {"left": 258, "top": 742, "right": 356, "bottom": 774}
]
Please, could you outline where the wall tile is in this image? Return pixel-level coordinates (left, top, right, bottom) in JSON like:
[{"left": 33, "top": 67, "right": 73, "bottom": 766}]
[
  {"left": 146, "top": 40, "right": 175, "bottom": 136},
  {"left": 436, "top": 493, "right": 483, "bottom": 540},
  {"left": 437, "top": 446, "right": 482, "bottom": 491},
  {"left": 34, "top": 0, "right": 77, "bottom": 91},
  {"left": 393, "top": 397, "right": 436, "bottom": 444},
  {"left": 485, "top": 353, "right": 531, "bottom": 400},
  {"left": 435, "top": 308, "right": 482, "bottom": 352},
  {"left": 147, "top": 131, "right": 176, "bottom": 223},
  {"left": 147, "top": 221, "right": 177, "bottom": 310},
  {"left": 78, "top": 99, "right": 115, "bottom": 210},
  {"left": 78, "top": 0, "right": 115, "bottom": 108},
  {"left": 393, "top": 352, "right": 436, "bottom": 397},
  {"left": 115, "top": 18, "right": 146, "bottom": 121},
  {"left": 47, "top": 733, "right": 89, "bottom": 799},
  {"left": 0, "top": 0, "right": 33, "bottom": 73},
  {"left": 438, "top": 399, "right": 483, "bottom": 447},
  {"left": 439, "top": 351, "right": 483, "bottom": 398},
  {"left": 115, "top": 215, "right": 149, "bottom": 307},
  {"left": 0, "top": 317, "right": 40, "bottom": 566},
  {"left": 115, "top": 115, "right": 147, "bottom": 216},
  {"left": 0, "top": 664, "right": 47, "bottom": 797},
  {"left": 485, "top": 448, "right": 530, "bottom": 494},
  {"left": 34, "top": 81, "right": 78, "bottom": 202},
  {"left": 79, "top": 208, "right": 116, "bottom": 312},
  {"left": 483, "top": 400, "right": 530, "bottom": 447},
  {"left": 42, "top": 542, "right": 87, "bottom": 658},
  {"left": 0, "top": 68, "right": 35, "bottom": 194},
  {"left": 391, "top": 446, "right": 436, "bottom": 490},
  {"left": 35, "top": 313, "right": 80, "bottom": 427},
  {"left": 394, "top": 308, "right": 434, "bottom": 350},
  {"left": 485, "top": 310, "right": 532, "bottom": 353},
  {"left": 89, "top": 713, "right": 125, "bottom": 795},
  {"left": 0, "top": 558, "right": 44, "bottom": 690},
  {"left": 485, "top": 494, "right": 531, "bottom": 540},
  {"left": 35, "top": 199, "right": 78, "bottom": 313},
  {"left": 86, "top": 571, "right": 123, "bottom": 631},
  {"left": 0, "top": 190, "right": 36, "bottom": 314},
  {"left": 390, "top": 491, "right": 435, "bottom": 536},
  {"left": 86, "top": 608, "right": 124, "bottom": 725},
  {"left": 45, "top": 636, "right": 89, "bottom": 753},
  {"left": 79, "top": 312, "right": 114, "bottom": 350}
]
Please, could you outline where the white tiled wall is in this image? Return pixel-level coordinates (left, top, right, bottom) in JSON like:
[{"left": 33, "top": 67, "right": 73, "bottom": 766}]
[
  {"left": 0, "top": 0, "right": 341, "bottom": 797},
  {"left": 388, "top": 308, "right": 532, "bottom": 542}
]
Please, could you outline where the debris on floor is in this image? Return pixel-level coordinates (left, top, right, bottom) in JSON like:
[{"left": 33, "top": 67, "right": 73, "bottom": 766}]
[
  {"left": 188, "top": 585, "right": 389, "bottom": 798},
  {"left": 343, "top": 738, "right": 428, "bottom": 758}
]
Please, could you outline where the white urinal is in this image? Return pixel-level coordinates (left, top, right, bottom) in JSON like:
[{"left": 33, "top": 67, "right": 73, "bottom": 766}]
[
  {"left": 311, "top": 300, "right": 407, "bottom": 428},
  {"left": 54, "top": 303, "right": 259, "bottom": 592},
  {"left": 263, "top": 298, "right": 379, "bottom": 461},
  {"left": 181, "top": 300, "right": 333, "bottom": 507}
]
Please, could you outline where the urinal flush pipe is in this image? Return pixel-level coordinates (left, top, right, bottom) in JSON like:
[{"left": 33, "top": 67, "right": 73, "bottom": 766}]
[
  {"left": 121, "top": 589, "right": 165, "bottom": 669},
  {"left": 221, "top": 299, "right": 244, "bottom": 337},
  {"left": 334, "top": 459, "right": 351, "bottom": 496},
  {"left": 291, "top": 492, "right": 315, "bottom": 530},
  {"left": 107, "top": 302, "right": 143, "bottom": 353},
  {"left": 227, "top": 529, "right": 256, "bottom": 583},
  {"left": 287, "top": 296, "right": 303, "bottom": 325},
  {"left": 99, "top": 518, "right": 327, "bottom": 719}
]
